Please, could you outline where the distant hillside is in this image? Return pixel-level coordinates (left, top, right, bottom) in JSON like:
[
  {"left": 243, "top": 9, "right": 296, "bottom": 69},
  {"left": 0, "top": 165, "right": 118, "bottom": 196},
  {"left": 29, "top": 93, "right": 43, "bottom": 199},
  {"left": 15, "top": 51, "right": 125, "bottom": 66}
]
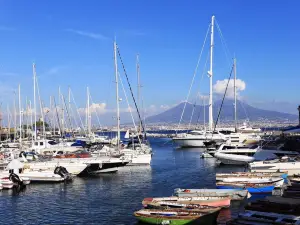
[{"left": 146, "top": 100, "right": 298, "bottom": 124}]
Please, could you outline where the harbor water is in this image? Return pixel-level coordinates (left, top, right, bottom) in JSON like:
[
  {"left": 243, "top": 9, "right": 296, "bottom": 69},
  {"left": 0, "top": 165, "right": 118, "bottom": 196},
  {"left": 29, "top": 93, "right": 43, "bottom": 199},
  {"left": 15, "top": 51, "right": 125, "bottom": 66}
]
[{"left": 0, "top": 138, "right": 263, "bottom": 224}]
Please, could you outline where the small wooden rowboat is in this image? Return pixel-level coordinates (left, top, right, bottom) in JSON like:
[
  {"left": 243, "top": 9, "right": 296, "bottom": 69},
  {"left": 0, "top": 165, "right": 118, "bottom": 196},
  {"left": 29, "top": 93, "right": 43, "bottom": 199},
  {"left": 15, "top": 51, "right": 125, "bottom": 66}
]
[
  {"left": 216, "top": 182, "right": 275, "bottom": 194},
  {"left": 142, "top": 196, "right": 231, "bottom": 208},
  {"left": 134, "top": 208, "right": 221, "bottom": 225},
  {"left": 173, "top": 188, "right": 249, "bottom": 200},
  {"left": 146, "top": 201, "right": 221, "bottom": 212},
  {"left": 216, "top": 172, "right": 288, "bottom": 179},
  {"left": 218, "top": 177, "right": 284, "bottom": 188}
]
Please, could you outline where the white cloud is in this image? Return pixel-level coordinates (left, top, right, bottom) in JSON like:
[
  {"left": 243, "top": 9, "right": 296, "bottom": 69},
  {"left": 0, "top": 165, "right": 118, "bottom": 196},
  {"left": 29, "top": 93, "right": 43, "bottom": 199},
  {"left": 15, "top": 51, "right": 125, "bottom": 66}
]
[
  {"left": 160, "top": 105, "right": 170, "bottom": 110},
  {"left": 66, "top": 29, "right": 108, "bottom": 40},
  {"left": 78, "top": 103, "right": 107, "bottom": 115},
  {"left": 198, "top": 94, "right": 209, "bottom": 101},
  {"left": 213, "top": 79, "right": 246, "bottom": 98}
]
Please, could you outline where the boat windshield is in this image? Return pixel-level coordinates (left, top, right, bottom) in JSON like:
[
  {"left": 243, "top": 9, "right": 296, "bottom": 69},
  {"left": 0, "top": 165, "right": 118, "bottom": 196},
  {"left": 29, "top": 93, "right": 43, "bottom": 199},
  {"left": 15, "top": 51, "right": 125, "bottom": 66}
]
[
  {"left": 48, "top": 141, "right": 58, "bottom": 145},
  {"left": 188, "top": 131, "right": 203, "bottom": 135},
  {"left": 219, "top": 130, "right": 233, "bottom": 135}
]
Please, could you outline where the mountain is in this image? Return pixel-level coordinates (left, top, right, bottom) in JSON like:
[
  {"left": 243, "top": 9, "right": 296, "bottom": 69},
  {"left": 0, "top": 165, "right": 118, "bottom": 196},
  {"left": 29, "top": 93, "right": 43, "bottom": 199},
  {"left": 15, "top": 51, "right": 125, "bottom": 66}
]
[{"left": 145, "top": 99, "right": 298, "bottom": 124}]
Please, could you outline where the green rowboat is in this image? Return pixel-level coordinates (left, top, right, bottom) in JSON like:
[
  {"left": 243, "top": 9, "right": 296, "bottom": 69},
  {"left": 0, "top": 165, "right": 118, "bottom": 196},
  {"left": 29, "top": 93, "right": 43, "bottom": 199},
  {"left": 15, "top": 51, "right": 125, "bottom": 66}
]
[{"left": 134, "top": 208, "right": 220, "bottom": 225}]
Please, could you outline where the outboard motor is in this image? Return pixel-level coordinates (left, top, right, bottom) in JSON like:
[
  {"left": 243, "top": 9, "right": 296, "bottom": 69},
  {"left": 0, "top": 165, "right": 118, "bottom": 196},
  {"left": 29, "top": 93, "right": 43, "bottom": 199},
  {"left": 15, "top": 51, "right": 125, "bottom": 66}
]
[
  {"left": 9, "top": 173, "right": 26, "bottom": 193},
  {"left": 54, "top": 166, "right": 73, "bottom": 181}
]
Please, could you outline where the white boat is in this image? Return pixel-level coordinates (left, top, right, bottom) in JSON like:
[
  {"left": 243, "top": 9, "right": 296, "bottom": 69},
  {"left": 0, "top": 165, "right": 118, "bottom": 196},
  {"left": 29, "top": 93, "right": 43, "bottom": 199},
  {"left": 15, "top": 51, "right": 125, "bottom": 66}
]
[
  {"left": 51, "top": 157, "right": 129, "bottom": 175},
  {"left": 249, "top": 157, "right": 300, "bottom": 176},
  {"left": 18, "top": 152, "right": 88, "bottom": 175},
  {"left": 221, "top": 130, "right": 261, "bottom": 146},
  {"left": 238, "top": 124, "right": 261, "bottom": 133},
  {"left": 24, "top": 161, "right": 87, "bottom": 176},
  {"left": 216, "top": 172, "right": 287, "bottom": 180},
  {"left": 0, "top": 177, "right": 14, "bottom": 189},
  {"left": 29, "top": 139, "right": 79, "bottom": 155},
  {"left": 76, "top": 133, "right": 111, "bottom": 144},
  {"left": 214, "top": 150, "right": 257, "bottom": 165},
  {"left": 108, "top": 41, "right": 153, "bottom": 165},
  {"left": 172, "top": 16, "right": 231, "bottom": 148},
  {"left": 1, "top": 159, "right": 71, "bottom": 182},
  {"left": 18, "top": 170, "right": 66, "bottom": 182},
  {"left": 214, "top": 144, "right": 298, "bottom": 165},
  {"left": 219, "top": 177, "right": 284, "bottom": 188},
  {"left": 173, "top": 130, "right": 227, "bottom": 148},
  {"left": 0, "top": 173, "right": 31, "bottom": 186},
  {"left": 174, "top": 188, "right": 249, "bottom": 200}
]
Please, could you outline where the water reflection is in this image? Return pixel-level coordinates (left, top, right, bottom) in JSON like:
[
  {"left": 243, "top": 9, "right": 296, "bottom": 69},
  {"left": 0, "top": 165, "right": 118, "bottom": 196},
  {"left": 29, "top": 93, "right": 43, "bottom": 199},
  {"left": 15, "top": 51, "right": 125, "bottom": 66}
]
[{"left": 0, "top": 139, "right": 255, "bottom": 224}]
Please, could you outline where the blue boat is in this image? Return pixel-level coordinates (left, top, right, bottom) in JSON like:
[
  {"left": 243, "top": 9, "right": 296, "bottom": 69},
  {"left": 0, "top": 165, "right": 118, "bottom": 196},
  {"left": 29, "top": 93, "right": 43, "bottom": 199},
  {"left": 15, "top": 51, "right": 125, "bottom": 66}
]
[{"left": 216, "top": 185, "right": 274, "bottom": 194}]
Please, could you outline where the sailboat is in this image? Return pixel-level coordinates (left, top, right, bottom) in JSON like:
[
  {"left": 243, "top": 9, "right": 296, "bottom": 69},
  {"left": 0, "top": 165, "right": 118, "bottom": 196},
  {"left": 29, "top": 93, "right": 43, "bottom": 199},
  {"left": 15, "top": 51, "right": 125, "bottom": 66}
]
[
  {"left": 216, "top": 58, "right": 261, "bottom": 147},
  {"left": 107, "top": 41, "right": 152, "bottom": 165},
  {"left": 172, "top": 16, "right": 228, "bottom": 148}
]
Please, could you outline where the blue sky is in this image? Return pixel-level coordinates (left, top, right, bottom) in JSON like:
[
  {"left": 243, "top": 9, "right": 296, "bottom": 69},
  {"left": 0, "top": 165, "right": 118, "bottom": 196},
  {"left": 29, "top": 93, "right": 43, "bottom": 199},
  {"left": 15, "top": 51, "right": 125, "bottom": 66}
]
[{"left": 0, "top": 0, "right": 300, "bottom": 125}]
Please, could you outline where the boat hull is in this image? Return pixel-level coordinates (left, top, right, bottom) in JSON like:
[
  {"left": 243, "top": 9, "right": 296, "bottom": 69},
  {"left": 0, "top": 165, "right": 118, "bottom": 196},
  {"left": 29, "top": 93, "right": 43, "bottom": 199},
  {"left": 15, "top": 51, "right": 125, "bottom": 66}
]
[
  {"left": 79, "top": 161, "right": 128, "bottom": 176},
  {"left": 143, "top": 197, "right": 231, "bottom": 208},
  {"left": 25, "top": 162, "right": 87, "bottom": 176},
  {"left": 134, "top": 210, "right": 220, "bottom": 225},
  {"left": 126, "top": 154, "right": 152, "bottom": 165},
  {"left": 172, "top": 139, "right": 205, "bottom": 148},
  {"left": 174, "top": 188, "right": 248, "bottom": 200},
  {"left": 214, "top": 153, "right": 253, "bottom": 165},
  {"left": 217, "top": 185, "right": 274, "bottom": 194}
]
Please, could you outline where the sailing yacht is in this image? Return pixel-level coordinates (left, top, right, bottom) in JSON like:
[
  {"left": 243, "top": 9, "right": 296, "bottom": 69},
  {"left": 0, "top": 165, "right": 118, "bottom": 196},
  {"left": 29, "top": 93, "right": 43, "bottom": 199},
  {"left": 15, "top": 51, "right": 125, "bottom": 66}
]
[
  {"left": 110, "top": 41, "right": 152, "bottom": 165},
  {"left": 173, "top": 17, "right": 261, "bottom": 148},
  {"left": 172, "top": 16, "right": 220, "bottom": 148}
]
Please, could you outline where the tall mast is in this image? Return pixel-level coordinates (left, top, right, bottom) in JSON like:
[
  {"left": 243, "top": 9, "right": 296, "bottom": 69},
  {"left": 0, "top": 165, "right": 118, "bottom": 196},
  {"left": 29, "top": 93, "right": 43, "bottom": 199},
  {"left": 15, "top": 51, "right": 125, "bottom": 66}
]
[
  {"left": 208, "top": 15, "right": 215, "bottom": 131},
  {"left": 203, "top": 98, "right": 206, "bottom": 130},
  {"left": 114, "top": 41, "right": 120, "bottom": 148},
  {"left": 57, "top": 87, "right": 61, "bottom": 135},
  {"left": 87, "top": 87, "right": 91, "bottom": 135},
  {"left": 26, "top": 96, "right": 29, "bottom": 137},
  {"left": 234, "top": 58, "right": 237, "bottom": 131},
  {"left": 68, "top": 86, "right": 71, "bottom": 132},
  {"left": 51, "top": 96, "right": 56, "bottom": 135},
  {"left": 29, "top": 100, "right": 32, "bottom": 140},
  {"left": 7, "top": 105, "right": 10, "bottom": 141},
  {"left": 18, "top": 84, "right": 22, "bottom": 144},
  {"left": 13, "top": 93, "right": 16, "bottom": 142},
  {"left": 136, "top": 54, "right": 142, "bottom": 133},
  {"left": 36, "top": 76, "right": 45, "bottom": 138},
  {"left": 33, "top": 63, "right": 37, "bottom": 141}
]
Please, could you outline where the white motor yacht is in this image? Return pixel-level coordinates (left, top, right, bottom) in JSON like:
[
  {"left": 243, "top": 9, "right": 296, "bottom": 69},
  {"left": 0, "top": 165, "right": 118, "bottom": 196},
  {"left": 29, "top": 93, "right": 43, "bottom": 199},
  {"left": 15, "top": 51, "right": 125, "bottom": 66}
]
[
  {"left": 24, "top": 161, "right": 87, "bottom": 176},
  {"left": 220, "top": 130, "right": 261, "bottom": 146},
  {"left": 30, "top": 139, "right": 78, "bottom": 155},
  {"left": 0, "top": 159, "right": 70, "bottom": 183},
  {"left": 172, "top": 130, "right": 227, "bottom": 148},
  {"left": 51, "top": 153, "right": 129, "bottom": 175},
  {"left": 214, "top": 144, "right": 299, "bottom": 165},
  {"left": 250, "top": 157, "right": 300, "bottom": 176}
]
